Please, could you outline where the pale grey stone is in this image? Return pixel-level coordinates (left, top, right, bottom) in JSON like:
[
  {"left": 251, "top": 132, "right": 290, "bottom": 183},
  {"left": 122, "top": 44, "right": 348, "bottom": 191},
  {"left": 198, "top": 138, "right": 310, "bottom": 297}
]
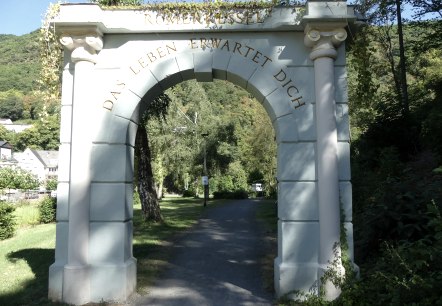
[
  {"left": 274, "top": 114, "right": 299, "bottom": 143},
  {"left": 90, "top": 183, "right": 133, "bottom": 221},
  {"left": 278, "top": 181, "right": 318, "bottom": 220},
  {"left": 336, "top": 103, "right": 350, "bottom": 141},
  {"left": 278, "top": 142, "right": 316, "bottom": 181},
  {"left": 194, "top": 52, "right": 213, "bottom": 82},
  {"left": 56, "top": 183, "right": 69, "bottom": 221},
  {"left": 278, "top": 220, "right": 319, "bottom": 263},
  {"left": 337, "top": 142, "right": 351, "bottom": 181}
]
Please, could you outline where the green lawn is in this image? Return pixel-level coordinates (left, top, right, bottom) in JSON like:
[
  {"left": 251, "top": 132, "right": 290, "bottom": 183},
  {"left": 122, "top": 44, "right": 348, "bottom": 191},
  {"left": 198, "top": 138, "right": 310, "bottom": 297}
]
[{"left": 0, "top": 196, "right": 210, "bottom": 305}]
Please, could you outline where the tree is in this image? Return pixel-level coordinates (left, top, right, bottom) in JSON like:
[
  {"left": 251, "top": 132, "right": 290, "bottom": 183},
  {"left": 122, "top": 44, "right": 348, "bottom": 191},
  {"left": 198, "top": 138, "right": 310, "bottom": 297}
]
[
  {"left": 135, "top": 123, "right": 162, "bottom": 222},
  {"left": 14, "top": 115, "right": 60, "bottom": 151},
  {"left": 0, "top": 90, "right": 24, "bottom": 121},
  {"left": 0, "top": 167, "right": 39, "bottom": 193},
  {"left": 135, "top": 92, "right": 171, "bottom": 222}
]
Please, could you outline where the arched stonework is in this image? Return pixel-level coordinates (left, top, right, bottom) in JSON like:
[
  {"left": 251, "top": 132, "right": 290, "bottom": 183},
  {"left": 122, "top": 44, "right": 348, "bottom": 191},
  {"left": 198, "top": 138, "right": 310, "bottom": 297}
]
[{"left": 49, "top": 2, "right": 357, "bottom": 304}]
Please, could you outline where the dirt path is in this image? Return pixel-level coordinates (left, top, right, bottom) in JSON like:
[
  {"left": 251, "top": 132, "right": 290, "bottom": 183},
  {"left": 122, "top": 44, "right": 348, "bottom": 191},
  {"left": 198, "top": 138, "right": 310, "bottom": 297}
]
[{"left": 130, "top": 199, "right": 275, "bottom": 306}]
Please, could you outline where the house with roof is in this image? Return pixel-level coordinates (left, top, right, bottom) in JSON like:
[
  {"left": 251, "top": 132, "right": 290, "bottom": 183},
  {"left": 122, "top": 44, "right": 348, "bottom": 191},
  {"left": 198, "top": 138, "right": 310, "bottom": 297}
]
[
  {"left": 0, "top": 118, "right": 32, "bottom": 133},
  {"left": 14, "top": 148, "right": 58, "bottom": 183},
  {"left": 0, "top": 141, "right": 13, "bottom": 161}
]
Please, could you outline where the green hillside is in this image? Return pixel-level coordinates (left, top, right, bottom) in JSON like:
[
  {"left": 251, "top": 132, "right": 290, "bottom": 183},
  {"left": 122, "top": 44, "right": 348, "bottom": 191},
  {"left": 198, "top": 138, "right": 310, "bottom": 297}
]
[{"left": 0, "top": 31, "right": 41, "bottom": 93}]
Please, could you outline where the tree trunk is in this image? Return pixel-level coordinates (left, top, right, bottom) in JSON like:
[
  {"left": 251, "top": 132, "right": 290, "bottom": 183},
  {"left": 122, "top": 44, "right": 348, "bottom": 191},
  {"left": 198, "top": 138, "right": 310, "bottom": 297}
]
[
  {"left": 135, "top": 124, "right": 163, "bottom": 222},
  {"left": 395, "top": 0, "right": 410, "bottom": 117}
]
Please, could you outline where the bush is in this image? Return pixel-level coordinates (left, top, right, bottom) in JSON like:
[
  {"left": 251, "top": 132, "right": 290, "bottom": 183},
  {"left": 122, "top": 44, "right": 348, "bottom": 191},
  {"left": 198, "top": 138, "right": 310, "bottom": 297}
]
[
  {"left": 213, "top": 189, "right": 248, "bottom": 199},
  {"left": 182, "top": 189, "right": 196, "bottom": 198},
  {"left": 0, "top": 202, "right": 16, "bottom": 240},
  {"left": 38, "top": 196, "right": 56, "bottom": 223}
]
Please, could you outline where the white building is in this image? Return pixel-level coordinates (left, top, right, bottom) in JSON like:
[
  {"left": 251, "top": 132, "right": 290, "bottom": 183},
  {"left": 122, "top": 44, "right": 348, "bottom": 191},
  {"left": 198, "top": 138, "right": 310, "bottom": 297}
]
[
  {"left": 0, "top": 141, "right": 12, "bottom": 160},
  {"left": 14, "top": 148, "right": 58, "bottom": 183},
  {"left": 0, "top": 118, "right": 32, "bottom": 133}
]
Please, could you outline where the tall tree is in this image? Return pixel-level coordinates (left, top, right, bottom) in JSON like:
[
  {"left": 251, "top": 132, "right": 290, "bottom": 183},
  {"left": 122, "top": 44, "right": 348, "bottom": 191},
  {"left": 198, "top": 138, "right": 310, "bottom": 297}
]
[
  {"left": 135, "top": 93, "right": 171, "bottom": 222},
  {"left": 135, "top": 123, "right": 162, "bottom": 222}
]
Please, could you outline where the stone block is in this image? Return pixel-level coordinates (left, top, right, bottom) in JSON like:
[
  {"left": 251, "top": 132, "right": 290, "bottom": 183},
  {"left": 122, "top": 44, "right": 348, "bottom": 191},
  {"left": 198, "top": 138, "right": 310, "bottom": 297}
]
[
  {"left": 62, "top": 265, "right": 91, "bottom": 305},
  {"left": 194, "top": 52, "right": 213, "bottom": 82},
  {"left": 57, "top": 144, "right": 71, "bottom": 183},
  {"left": 89, "top": 258, "right": 137, "bottom": 302},
  {"left": 274, "top": 114, "right": 299, "bottom": 143},
  {"left": 90, "top": 183, "right": 133, "bottom": 221},
  {"left": 125, "top": 67, "right": 159, "bottom": 99},
  {"left": 150, "top": 57, "right": 183, "bottom": 89},
  {"left": 111, "top": 90, "right": 142, "bottom": 122},
  {"left": 48, "top": 263, "right": 64, "bottom": 302},
  {"left": 278, "top": 220, "right": 319, "bottom": 263},
  {"left": 336, "top": 103, "right": 350, "bottom": 141},
  {"left": 92, "top": 113, "right": 133, "bottom": 145},
  {"left": 56, "top": 183, "right": 69, "bottom": 221},
  {"left": 334, "top": 66, "right": 348, "bottom": 103},
  {"left": 274, "top": 258, "right": 319, "bottom": 298},
  {"left": 286, "top": 66, "right": 315, "bottom": 104},
  {"left": 175, "top": 53, "right": 196, "bottom": 81},
  {"left": 91, "top": 144, "right": 134, "bottom": 183},
  {"left": 278, "top": 182, "right": 318, "bottom": 221},
  {"left": 89, "top": 221, "right": 133, "bottom": 264},
  {"left": 212, "top": 49, "right": 231, "bottom": 80},
  {"left": 263, "top": 87, "right": 294, "bottom": 122},
  {"left": 294, "top": 102, "right": 316, "bottom": 141},
  {"left": 337, "top": 142, "right": 351, "bottom": 181},
  {"left": 61, "top": 68, "right": 74, "bottom": 106},
  {"left": 247, "top": 69, "right": 279, "bottom": 103},
  {"left": 343, "top": 222, "right": 355, "bottom": 262},
  {"left": 227, "top": 54, "right": 257, "bottom": 89},
  {"left": 277, "top": 142, "right": 316, "bottom": 181},
  {"left": 54, "top": 221, "right": 69, "bottom": 263},
  {"left": 59, "top": 105, "right": 72, "bottom": 144},
  {"left": 339, "top": 181, "right": 352, "bottom": 222}
]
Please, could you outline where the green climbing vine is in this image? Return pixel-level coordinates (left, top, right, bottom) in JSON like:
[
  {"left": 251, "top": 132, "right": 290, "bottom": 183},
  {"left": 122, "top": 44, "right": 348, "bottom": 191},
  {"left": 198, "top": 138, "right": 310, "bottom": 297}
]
[{"left": 38, "top": 1, "right": 62, "bottom": 114}]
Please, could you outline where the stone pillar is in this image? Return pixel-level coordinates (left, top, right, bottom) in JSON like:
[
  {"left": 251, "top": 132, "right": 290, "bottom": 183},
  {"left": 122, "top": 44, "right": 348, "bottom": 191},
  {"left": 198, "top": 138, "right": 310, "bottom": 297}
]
[
  {"left": 48, "top": 30, "right": 103, "bottom": 305},
  {"left": 304, "top": 24, "right": 347, "bottom": 300}
]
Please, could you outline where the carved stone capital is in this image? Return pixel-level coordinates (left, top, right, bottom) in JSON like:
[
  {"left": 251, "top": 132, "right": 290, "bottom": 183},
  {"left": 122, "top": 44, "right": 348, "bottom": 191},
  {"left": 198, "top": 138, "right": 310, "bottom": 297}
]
[
  {"left": 304, "top": 25, "right": 347, "bottom": 61},
  {"left": 60, "top": 33, "right": 103, "bottom": 64}
]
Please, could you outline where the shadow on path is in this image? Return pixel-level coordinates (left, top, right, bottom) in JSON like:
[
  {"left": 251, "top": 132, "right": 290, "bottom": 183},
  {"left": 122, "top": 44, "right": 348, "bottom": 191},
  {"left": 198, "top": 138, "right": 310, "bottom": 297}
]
[{"left": 131, "top": 199, "right": 275, "bottom": 306}]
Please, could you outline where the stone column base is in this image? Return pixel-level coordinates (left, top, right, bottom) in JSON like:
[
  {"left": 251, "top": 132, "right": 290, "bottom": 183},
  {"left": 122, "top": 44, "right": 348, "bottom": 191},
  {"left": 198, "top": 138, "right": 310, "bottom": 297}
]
[
  {"left": 274, "top": 257, "right": 320, "bottom": 300},
  {"left": 48, "top": 258, "right": 137, "bottom": 305}
]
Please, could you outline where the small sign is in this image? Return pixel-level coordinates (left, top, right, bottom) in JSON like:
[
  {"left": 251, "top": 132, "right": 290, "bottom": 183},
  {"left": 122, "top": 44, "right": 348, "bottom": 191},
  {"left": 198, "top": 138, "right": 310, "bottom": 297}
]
[{"left": 202, "top": 176, "right": 209, "bottom": 186}]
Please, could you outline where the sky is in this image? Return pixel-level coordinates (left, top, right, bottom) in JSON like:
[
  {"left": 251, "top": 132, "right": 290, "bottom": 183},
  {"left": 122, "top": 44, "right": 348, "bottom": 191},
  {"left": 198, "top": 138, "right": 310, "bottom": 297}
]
[
  {"left": 0, "top": 0, "right": 87, "bottom": 36},
  {"left": 0, "top": 0, "right": 424, "bottom": 36}
]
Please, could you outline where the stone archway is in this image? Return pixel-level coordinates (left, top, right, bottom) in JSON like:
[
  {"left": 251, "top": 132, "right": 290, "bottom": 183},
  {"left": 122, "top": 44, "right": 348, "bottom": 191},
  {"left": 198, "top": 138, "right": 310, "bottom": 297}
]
[{"left": 48, "top": 2, "right": 357, "bottom": 304}]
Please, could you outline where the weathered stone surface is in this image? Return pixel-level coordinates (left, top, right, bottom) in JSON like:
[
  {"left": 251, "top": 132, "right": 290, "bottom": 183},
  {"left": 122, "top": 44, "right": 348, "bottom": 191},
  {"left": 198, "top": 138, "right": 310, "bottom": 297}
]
[{"left": 50, "top": 2, "right": 357, "bottom": 304}]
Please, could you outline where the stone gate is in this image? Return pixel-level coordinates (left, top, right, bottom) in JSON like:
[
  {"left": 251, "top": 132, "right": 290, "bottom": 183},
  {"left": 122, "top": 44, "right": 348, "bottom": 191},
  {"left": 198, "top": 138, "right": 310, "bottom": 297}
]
[{"left": 48, "top": 2, "right": 358, "bottom": 304}]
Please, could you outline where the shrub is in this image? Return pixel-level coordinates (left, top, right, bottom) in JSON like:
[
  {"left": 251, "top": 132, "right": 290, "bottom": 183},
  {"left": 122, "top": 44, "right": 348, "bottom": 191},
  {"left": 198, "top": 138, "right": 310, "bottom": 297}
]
[
  {"left": 38, "top": 196, "right": 56, "bottom": 223},
  {"left": 0, "top": 202, "right": 16, "bottom": 240},
  {"left": 182, "top": 189, "right": 196, "bottom": 198},
  {"left": 213, "top": 189, "right": 248, "bottom": 199}
]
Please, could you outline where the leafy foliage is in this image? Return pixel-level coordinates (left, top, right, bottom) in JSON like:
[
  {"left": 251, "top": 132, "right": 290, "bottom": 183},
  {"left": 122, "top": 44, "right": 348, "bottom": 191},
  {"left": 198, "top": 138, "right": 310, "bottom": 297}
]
[
  {"left": 0, "top": 167, "right": 39, "bottom": 191},
  {"left": 38, "top": 196, "right": 56, "bottom": 224},
  {"left": 0, "top": 32, "right": 41, "bottom": 93},
  {"left": 0, "top": 202, "right": 16, "bottom": 240}
]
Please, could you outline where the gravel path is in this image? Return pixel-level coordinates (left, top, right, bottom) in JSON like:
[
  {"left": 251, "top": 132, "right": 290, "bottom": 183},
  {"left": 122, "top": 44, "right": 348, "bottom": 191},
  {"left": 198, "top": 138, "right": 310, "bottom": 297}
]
[{"left": 131, "top": 199, "right": 275, "bottom": 306}]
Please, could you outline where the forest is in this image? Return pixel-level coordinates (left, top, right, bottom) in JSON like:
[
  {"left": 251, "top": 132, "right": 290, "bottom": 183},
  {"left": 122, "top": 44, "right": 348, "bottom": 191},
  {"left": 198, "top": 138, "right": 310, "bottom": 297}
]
[{"left": 0, "top": 0, "right": 441, "bottom": 304}]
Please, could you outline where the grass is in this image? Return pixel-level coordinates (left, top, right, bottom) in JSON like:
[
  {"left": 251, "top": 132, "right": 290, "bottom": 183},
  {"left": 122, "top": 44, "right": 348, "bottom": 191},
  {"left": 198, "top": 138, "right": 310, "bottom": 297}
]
[
  {"left": 0, "top": 223, "right": 56, "bottom": 305},
  {"left": 14, "top": 200, "right": 41, "bottom": 227},
  {"left": 133, "top": 196, "right": 210, "bottom": 293},
  {"left": 0, "top": 196, "right": 211, "bottom": 305},
  {"left": 255, "top": 199, "right": 278, "bottom": 293}
]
